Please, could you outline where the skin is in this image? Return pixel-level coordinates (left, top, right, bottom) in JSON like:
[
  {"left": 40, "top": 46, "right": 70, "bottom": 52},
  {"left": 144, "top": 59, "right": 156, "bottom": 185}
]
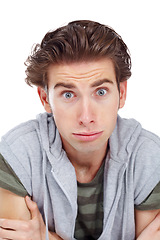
[
  {"left": 136, "top": 211, "right": 160, "bottom": 240},
  {"left": 0, "top": 188, "right": 62, "bottom": 239},
  {"left": 0, "top": 58, "right": 160, "bottom": 239},
  {"left": 0, "top": 188, "right": 30, "bottom": 220},
  {"left": 38, "top": 58, "right": 127, "bottom": 182},
  {"left": 135, "top": 209, "right": 160, "bottom": 237}
]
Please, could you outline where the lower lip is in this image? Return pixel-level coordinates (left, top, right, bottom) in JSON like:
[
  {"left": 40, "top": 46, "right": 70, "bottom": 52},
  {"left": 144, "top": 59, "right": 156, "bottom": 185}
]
[{"left": 72, "top": 132, "right": 103, "bottom": 142}]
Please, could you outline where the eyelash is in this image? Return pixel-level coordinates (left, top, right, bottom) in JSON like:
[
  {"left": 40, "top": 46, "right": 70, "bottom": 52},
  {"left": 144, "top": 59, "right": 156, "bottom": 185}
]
[
  {"left": 63, "top": 91, "right": 75, "bottom": 99},
  {"left": 95, "top": 88, "right": 108, "bottom": 97}
]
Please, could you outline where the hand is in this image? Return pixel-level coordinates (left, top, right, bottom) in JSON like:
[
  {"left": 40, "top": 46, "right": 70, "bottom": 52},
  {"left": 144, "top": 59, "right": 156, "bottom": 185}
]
[
  {"left": 137, "top": 212, "right": 160, "bottom": 240},
  {"left": 0, "top": 196, "right": 62, "bottom": 240}
]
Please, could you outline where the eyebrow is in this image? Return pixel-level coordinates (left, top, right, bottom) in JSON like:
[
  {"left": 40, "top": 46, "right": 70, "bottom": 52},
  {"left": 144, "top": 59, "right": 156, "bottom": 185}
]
[
  {"left": 54, "top": 78, "right": 113, "bottom": 89},
  {"left": 91, "top": 79, "right": 114, "bottom": 87},
  {"left": 54, "top": 82, "right": 76, "bottom": 89}
]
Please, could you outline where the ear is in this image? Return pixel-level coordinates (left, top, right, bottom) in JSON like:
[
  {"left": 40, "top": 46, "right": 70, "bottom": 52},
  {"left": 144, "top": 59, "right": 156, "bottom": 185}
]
[
  {"left": 37, "top": 87, "right": 52, "bottom": 113},
  {"left": 119, "top": 81, "right": 127, "bottom": 109}
]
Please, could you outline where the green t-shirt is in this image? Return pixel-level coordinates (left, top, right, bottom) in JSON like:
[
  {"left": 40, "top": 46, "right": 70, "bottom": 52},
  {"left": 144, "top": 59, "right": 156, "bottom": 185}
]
[
  {"left": 74, "top": 161, "right": 104, "bottom": 239},
  {"left": 0, "top": 153, "right": 28, "bottom": 197}
]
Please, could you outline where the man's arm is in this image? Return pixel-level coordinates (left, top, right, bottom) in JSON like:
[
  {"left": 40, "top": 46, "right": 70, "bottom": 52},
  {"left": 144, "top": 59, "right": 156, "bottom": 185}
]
[
  {"left": 0, "top": 187, "right": 31, "bottom": 220},
  {"left": 135, "top": 208, "right": 160, "bottom": 238},
  {"left": 0, "top": 187, "right": 62, "bottom": 239}
]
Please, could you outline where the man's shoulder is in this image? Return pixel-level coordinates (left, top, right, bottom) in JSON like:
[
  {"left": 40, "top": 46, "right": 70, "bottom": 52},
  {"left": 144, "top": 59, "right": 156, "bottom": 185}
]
[
  {"left": 116, "top": 115, "right": 160, "bottom": 149},
  {"left": 134, "top": 129, "right": 160, "bottom": 205},
  {"left": 0, "top": 120, "right": 40, "bottom": 151},
  {"left": 134, "top": 128, "right": 160, "bottom": 168},
  {"left": 140, "top": 127, "right": 160, "bottom": 148},
  {"left": 116, "top": 116, "right": 160, "bottom": 206},
  {"left": 0, "top": 113, "right": 53, "bottom": 196},
  {"left": 0, "top": 112, "right": 59, "bottom": 165},
  {"left": 2, "top": 119, "right": 39, "bottom": 144},
  {"left": 110, "top": 115, "right": 160, "bottom": 165},
  {"left": 1, "top": 112, "right": 51, "bottom": 146},
  {"left": 132, "top": 120, "right": 160, "bottom": 157}
]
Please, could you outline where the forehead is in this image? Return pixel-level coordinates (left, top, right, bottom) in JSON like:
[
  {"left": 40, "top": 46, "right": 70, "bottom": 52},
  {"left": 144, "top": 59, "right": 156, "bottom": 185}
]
[{"left": 47, "top": 58, "right": 116, "bottom": 85}]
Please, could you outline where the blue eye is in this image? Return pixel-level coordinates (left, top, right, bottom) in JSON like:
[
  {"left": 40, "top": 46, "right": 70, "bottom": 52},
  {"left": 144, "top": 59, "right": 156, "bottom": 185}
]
[
  {"left": 96, "top": 89, "right": 107, "bottom": 96},
  {"left": 63, "top": 92, "right": 74, "bottom": 99}
]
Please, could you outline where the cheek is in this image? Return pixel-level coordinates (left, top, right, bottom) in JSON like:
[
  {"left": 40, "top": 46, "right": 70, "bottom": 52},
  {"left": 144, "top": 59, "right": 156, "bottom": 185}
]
[
  {"left": 110, "top": 92, "right": 120, "bottom": 112},
  {"left": 101, "top": 94, "right": 119, "bottom": 115},
  {"left": 98, "top": 95, "right": 119, "bottom": 129},
  {"left": 52, "top": 105, "right": 73, "bottom": 132},
  {"left": 52, "top": 107, "right": 64, "bottom": 123},
  {"left": 49, "top": 98, "right": 64, "bottom": 128}
]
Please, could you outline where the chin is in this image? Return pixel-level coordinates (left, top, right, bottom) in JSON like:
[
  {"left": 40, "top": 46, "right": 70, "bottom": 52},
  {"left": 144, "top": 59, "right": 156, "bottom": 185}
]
[{"left": 74, "top": 141, "right": 108, "bottom": 154}]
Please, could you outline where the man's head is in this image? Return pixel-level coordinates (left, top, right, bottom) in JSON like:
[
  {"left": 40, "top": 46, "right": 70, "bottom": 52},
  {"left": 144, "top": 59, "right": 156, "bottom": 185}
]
[
  {"left": 25, "top": 20, "right": 131, "bottom": 156},
  {"left": 25, "top": 20, "right": 131, "bottom": 90},
  {"left": 37, "top": 58, "right": 127, "bottom": 156}
]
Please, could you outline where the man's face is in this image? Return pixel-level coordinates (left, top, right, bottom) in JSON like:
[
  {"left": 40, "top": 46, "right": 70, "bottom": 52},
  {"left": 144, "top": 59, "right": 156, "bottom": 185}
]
[{"left": 38, "top": 58, "right": 127, "bottom": 155}]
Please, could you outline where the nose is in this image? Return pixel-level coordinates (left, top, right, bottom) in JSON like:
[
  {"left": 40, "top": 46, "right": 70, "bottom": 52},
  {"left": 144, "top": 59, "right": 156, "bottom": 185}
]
[{"left": 78, "top": 98, "right": 95, "bottom": 127}]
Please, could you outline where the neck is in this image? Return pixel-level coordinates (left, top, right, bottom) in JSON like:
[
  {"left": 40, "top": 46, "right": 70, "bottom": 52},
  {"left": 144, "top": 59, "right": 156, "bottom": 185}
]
[{"left": 64, "top": 142, "right": 108, "bottom": 183}]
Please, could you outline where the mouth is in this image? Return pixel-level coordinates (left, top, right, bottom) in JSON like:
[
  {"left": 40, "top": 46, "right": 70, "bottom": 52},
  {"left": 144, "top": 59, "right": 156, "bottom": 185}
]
[{"left": 72, "top": 131, "right": 103, "bottom": 142}]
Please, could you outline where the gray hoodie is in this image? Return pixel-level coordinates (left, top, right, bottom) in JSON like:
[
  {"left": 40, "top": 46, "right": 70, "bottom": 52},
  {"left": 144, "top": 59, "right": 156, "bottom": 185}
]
[{"left": 0, "top": 113, "right": 160, "bottom": 240}]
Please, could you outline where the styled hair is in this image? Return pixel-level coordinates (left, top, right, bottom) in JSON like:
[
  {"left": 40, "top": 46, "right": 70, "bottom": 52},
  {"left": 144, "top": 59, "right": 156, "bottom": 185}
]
[{"left": 25, "top": 20, "right": 131, "bottom": 89}]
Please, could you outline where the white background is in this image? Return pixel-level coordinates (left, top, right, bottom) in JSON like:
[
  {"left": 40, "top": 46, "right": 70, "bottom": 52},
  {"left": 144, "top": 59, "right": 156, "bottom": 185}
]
[{"left": 0, "top": 0, "right": 160, "bottom": 137}]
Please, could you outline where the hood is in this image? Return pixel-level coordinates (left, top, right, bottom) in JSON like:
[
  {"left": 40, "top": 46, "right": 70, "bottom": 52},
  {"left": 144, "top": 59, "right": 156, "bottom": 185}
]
[
  {"left": 109, "top": 115, "right": 142, "bottom": 163},
  {"left": 36, "top": 113, "right": 63, "bottom": 158}
]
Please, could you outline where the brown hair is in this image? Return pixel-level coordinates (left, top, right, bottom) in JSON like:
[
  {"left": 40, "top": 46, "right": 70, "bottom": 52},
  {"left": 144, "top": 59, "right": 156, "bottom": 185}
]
[{"left": 25, "top": 20, "right": 131, "bottom": 89}]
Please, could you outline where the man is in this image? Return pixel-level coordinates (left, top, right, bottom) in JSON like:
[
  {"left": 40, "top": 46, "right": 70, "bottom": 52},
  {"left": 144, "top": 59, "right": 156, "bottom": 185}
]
[{"left": 0, "top": 20, "right": 160, "bottom": 240}]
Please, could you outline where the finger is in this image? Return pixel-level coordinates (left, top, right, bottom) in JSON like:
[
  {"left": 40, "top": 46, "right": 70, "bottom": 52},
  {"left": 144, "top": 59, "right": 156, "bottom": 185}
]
[
  {"left": 0, "top": 229, "right": 26, "bottom": 240},
  {"left": 0, "top": 218, "right": 28, "bottom": 232},
  {"left": 25, "top": 196, "right": 40, "bottom": 219},
  {"left": 0, "top": 226, "right": 23, "bottom": 240}
]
